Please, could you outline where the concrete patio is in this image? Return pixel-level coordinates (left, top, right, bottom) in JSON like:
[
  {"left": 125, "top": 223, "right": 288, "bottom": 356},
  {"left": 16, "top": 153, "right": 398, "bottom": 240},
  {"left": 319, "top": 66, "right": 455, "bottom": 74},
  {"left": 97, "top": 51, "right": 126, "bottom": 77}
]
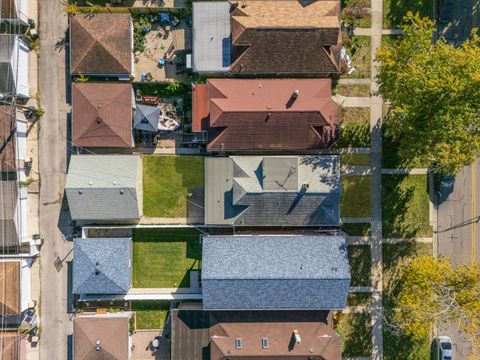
[{"left": 131, "top": 330, "right": 169, "bottom": 360}]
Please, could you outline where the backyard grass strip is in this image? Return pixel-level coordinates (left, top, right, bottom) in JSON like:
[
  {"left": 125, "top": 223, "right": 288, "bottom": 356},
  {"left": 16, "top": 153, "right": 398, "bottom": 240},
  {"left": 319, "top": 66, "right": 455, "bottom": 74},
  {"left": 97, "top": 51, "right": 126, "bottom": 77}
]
[
  {"left": 347, "top": 245, "right": 372, "bottom": 287},
  {"left": 341, "top": 176, "right": 372, "bottom": 217}
]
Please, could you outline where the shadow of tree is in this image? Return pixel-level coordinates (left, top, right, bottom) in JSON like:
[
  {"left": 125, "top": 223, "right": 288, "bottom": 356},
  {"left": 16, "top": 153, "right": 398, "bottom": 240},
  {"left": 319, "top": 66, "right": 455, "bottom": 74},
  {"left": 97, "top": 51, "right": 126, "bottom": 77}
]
[
  {"left": 385, "top": 0, "right": 434, "bottom": 28},
  {"left": 337, "top": 312, "right": 373, "bottom": 357},
  {"left": 348, "top": 245, "right": 372, "bottom": 286}
]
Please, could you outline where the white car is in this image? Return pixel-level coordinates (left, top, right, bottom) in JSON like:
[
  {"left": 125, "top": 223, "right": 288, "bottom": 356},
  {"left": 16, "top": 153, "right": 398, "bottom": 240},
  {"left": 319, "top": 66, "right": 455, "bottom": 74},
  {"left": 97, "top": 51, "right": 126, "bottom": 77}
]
[{"left": 437, "top": 336, "right": 453, "bottom": 360}]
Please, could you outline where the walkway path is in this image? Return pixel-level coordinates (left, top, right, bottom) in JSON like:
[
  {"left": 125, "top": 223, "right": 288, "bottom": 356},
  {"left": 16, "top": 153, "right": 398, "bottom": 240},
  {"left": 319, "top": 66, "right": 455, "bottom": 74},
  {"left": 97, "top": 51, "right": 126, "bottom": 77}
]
[{"left": 369, "top": 0, "right": 384, "bottom": 357}]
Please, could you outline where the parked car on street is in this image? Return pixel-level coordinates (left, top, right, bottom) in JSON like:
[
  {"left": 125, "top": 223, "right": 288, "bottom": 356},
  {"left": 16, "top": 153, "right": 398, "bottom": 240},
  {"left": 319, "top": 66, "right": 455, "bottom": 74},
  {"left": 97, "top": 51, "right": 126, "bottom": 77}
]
[{"left": 435, "top": 336, "right": 453, "bottom": 360}]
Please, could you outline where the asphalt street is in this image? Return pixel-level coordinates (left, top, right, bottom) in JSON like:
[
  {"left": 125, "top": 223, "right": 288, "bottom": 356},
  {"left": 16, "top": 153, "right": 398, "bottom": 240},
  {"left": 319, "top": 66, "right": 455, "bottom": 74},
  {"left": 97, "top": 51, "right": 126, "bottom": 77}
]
[
  {"left": 38, "top": 1, "right": 73, "bottom": 359},
  {"left": 437, "top": 159, "right": 480, "bottom": 358}
]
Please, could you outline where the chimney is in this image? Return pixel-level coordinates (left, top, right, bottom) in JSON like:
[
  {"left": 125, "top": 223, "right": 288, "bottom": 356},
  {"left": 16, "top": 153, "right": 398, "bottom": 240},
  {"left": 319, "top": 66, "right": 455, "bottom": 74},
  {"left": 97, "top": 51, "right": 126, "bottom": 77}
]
[
  {"left": 292, "top": 89, "right": 300, "bottom": 99},
  {"left": 293, "top": 330, "right": 301, "bottom": 345},
  {"left": 95, "top": 340, "right": 101, "bottom": 351},
  {"left": 301, "top": 182, "right": 309, "bottom": 191}
]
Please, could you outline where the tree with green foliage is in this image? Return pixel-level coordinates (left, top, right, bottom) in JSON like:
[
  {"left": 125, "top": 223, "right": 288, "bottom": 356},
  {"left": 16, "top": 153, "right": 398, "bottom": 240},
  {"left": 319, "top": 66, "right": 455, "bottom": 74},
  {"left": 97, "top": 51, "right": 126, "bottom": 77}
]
[
  {"left": 376, "top": 12, "right": 480, "bottom": 175},
  {"left": 390, "top": 255, "right": 480, "bottom": 342}
]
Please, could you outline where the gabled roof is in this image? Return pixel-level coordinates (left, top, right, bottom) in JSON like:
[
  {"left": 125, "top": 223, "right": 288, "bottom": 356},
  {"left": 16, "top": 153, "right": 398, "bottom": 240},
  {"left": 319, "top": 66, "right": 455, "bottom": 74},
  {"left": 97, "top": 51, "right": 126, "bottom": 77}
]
[
  {"left": 0, "top": 106, "right": 16, "bottom": 172},
  {"left": 205, "top": 155, "right": 340, "bottom": 226},
  {"left": 209, "top": 315, "right": 341, "bottom": 359},
  {"left": 74, "top": 315, "right": 129, "bottom": 360},
  {"left": 65, "top": 155, "right": 141, "bottom": 222},
  {"left": 202, "top": 235, "right": 351, "bottom": 310},
  {"left": 70, "top": 13, "right": 132, "bottom": 75},
  {"left": 193, "top": 79, "right": 340, "bottom": 151},
  {"left": 72, "top": 83, "right": 133, "bottom": 148},
  {"left": 229, "top": 0, "right": 341, "bottom": 74},
  {"left": 133, "top": 104, "right": 160, "bottom": 132},
  {"left": 0, "top": 182, "right": 19, "bottom": 247},
  {"left": 0, "top": 262, "right": 20, "bottom": 315},
  {"left": 73, "top": 238, "right": 132, "bottom": 295}
]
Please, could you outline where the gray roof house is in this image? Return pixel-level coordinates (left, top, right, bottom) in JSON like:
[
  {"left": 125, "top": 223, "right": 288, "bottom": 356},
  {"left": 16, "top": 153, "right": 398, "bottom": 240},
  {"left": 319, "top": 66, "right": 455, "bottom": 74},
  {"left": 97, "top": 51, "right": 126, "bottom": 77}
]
[
  {"left": 0, "top": 182, "right": 20, "bottom": 248},
  {"left": 0, "top": 35, "right": 29, "bottom": 99},
  {"left": 205, "top": 155, "right": 340, "bottom": 226},
  {"left": 73, "top": 238, "right": 132, "bottom": 295},
  {"left": 202, "top": 235, "right": 351, "bottom": 310},
  {"left": 133, "top": 104, "right": 160, "bottom": 133},
  {"left": 65, "top": 155, "right": 142, "bottom": 224}
]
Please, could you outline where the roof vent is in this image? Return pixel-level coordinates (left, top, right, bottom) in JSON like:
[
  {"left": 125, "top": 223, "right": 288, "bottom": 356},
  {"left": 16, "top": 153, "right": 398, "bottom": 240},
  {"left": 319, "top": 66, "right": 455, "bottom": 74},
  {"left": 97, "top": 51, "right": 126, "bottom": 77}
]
[
  {"left": 235, "top": 338, "right": 242, "bottom": 349},
  {"left": 96, "top": 117, "right": 102, "bottom": 124},
  {"left": 78, "top": 190, "right": 82, "bottom": 195},
  {"left": 96, "top": 340, "right": 101, "bottom": 351},
  {"left": 120, "top": 189, "right": 124, "bottom": 195},
  {"left": 293, "top": 330, "right": 301, "bottom": 346},
  {"left": 331, "top": 266, "right": 338, "bottom": 272},
  {"left": 266, "top": 105, "right": 271, "bottom": 109},
  {"left": 89, "top": 181, "right": 93, "bottom": 186},
  {"left": 113, "top": 181, "right": 117, "bottom": 185},
  {"left": 262, "top": 338, "right": 268, "bottom": 349}
]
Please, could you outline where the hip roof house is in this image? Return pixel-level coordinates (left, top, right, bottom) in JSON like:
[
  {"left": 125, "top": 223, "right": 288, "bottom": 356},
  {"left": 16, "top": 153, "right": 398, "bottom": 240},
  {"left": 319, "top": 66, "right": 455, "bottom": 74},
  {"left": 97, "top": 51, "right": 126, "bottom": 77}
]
[
  {"left": 70, "top": 13, "right": 133, "bottom": 78},
  {"left": 72, "top": 83, "right": 134, "bottom": 148},
  {"left": 73, "top": 238, "right": 132, "bottom": 296},
  {"left": 202, "top": 235, "right": 350, "bottom": 310},
  {"left": 205, "top": 155, "right": 340, "bottom": 226},
  {"left": 193, "top": 79, "right": 340, "bottom": 152},
  {"left": 65, "top": 155, "right": 142, "bottom": 224},
  {"left": 193, "top": 0, "right": 341, "bottom": 75},
  {"left": 0, "top": 35, "right": 29, "bottom": 99}
]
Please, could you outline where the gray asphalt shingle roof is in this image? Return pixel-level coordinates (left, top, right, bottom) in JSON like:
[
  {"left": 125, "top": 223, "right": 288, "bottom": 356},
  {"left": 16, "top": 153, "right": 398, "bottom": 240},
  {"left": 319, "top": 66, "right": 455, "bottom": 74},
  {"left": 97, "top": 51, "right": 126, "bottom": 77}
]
[
  {"left": 133, "top": 104, "right": 160, "bottom": 132},
  {"left": 205, "top": 155, "right": 340, "bottom": 226},
  {"left": 202, "top": 235, "right": 351, "bottom": 310},
  {"left": 73, "top": 238, "right": 132, "bottom": 295},
  {"left": 65, "top": 155, "right": 141, "bottom": 222}
]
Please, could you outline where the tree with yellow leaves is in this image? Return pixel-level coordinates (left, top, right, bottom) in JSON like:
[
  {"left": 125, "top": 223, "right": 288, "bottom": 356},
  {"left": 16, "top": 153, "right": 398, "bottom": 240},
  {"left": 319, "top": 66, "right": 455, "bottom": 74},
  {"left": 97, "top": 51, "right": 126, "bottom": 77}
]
[
  {"left": 376, "top": 12, "right": 480, "bottom": 175},
  {"left": 391, "top": 255, "right": 480, "bottom": 342}
]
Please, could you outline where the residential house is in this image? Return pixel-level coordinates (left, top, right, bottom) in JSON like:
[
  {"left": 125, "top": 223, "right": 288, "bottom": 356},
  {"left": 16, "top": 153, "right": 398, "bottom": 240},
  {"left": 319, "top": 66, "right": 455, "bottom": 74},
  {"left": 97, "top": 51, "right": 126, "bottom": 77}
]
[
  {"left": 0, "top": 0, "right": 29, "bottom": 26},
  {"left": 193, "top": 0, "right": 341, "bottom": 75},
  {"left": 70, "top": 13, "right": 134, "bottom": 79},
  {"left": 73, "top": 238, "right": 132, "bottom": 297},
  {"left": 193, "top": 79, "right": 340, "bottom": 152},
  {"left": 0, "top": 35, "right": 29, "bottom": 99},
  {"left": 204, "top": 155, "right": 340, "bottom": 226},
  {"left": 171, "top": 304, "right": 341, "bottom": 360},
  {"left": 65, "top": 155, "right": 142, "bottom": 224},
  {"left": 0, "top": 105, "right": 31, "bottom": 181},
  {"left": 72, "top": 83, "right": 134, "bottom": 149},
  {"left": 0, "top": 332, "right": 21, "bottom": 360},
  {"left": 74, "top": 314, "right": 131, "bottom": 360},
  {"left": 0, "top": 182, "right": 24, "bottom": 248},
  {"left": 201, "top": 235, "right": 350, "bottom": 310}
]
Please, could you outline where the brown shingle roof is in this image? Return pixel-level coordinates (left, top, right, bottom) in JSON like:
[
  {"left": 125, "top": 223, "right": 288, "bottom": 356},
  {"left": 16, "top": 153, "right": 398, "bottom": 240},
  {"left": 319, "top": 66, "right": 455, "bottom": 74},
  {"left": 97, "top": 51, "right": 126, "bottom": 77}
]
[
  {"left": 209, "top": 311, "right": 341, "bottom": 360},
  {"left": 193, "top": 79, "right": 339, "bottom": 151},
  {"left": 0, "top": 262, "right": 20, "bottom": 316},
  {"left": 0, "top": 106, "right": 16, "bottom": 172},
  {"left": 230, "top": 0, "right": 341, "bottom": 74},
  {"left": 0, "top": 333, "right": 20, "bottom": 360},
  {"left": 70, "top": 13, "right": 132, "bottom": 75},
  {"left": 74, "top": 316, "right": 129, "bottom": 360},
  {"left": 72, "top": 83, "right": 133, "bottom": 148}
]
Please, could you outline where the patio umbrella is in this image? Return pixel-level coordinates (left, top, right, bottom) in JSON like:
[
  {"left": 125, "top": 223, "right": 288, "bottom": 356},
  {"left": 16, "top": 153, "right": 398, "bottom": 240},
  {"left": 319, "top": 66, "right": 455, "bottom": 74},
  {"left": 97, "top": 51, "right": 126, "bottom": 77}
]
[
  {"left": 134, "top": 104, "right": 160, "bottom": 132},
  {"left": 159, "top": 12, "right": 170, "bottom": 24}
]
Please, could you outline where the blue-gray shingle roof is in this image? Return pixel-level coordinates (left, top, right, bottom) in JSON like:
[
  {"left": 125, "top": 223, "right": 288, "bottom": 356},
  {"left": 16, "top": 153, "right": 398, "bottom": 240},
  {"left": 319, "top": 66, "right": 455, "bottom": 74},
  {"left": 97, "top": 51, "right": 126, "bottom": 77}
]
[
  {"left": 73, "top": 238, "right": 132, "bottom": 295},
  {"left": 202, "top": 235, "right": 350, "bottom": 310}
]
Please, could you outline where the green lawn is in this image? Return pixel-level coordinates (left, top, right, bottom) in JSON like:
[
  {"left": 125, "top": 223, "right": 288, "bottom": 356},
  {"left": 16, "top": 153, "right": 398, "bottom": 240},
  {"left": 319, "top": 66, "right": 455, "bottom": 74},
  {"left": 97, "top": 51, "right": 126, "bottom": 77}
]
[
  {"left": 342, "top": 223, "right": 372, "bottom": 236},
  {"left": 341, "top": 176, "right": 372, "bottom": 217},
  {"left": 336, "top": 312, "right": 373, "bottom": 357},
  {"left": 347, "top": 292, "right": 372, "bottom": 306},
  {"left": 341, "top": 153, "right": 372, "bottom": 166},
  {"left": 382, "top": 122, "right": 431, "bottom": 169},
  {"left": 383, "top": 0, "right": 434, "bottom": 29},
  {"left": 382, "top": 241, "right": 433, "bottom": 359},
  {"left": 336, "top": 108, "right": 371, "bottom": 148},
  {"left": 348, "top": 245, "right": 372, "bottom": 287},
  {"left": 132, "top": 228, "right": 201, "bottom": 288},
  {"left": 143, "top": 156, "right": 204, "bottom": 218},
  {"left": 335, "top": 83, "right": 371, "bottom": 97},
  {"left": 132, "top": 301, "right": 170, "bottom": 330},
  {"left": 341, "top": 36, "right": 371, "bottom": 78},
  {"left": 382, "top": 175, "right": 432, "bottom": 238}
]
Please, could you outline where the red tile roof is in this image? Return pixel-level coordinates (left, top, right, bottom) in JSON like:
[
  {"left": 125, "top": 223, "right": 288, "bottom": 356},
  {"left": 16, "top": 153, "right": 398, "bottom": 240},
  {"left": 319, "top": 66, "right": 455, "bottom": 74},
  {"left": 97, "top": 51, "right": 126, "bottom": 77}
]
[
  {"left": 0, "top": 106, "right": 16, "bottom": 173},
  {"left": 72, "top": 83, "right": 133, "bottom": 148},
  {"left": 193, "top": 79, "right": 340, "bottom": 151}
]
